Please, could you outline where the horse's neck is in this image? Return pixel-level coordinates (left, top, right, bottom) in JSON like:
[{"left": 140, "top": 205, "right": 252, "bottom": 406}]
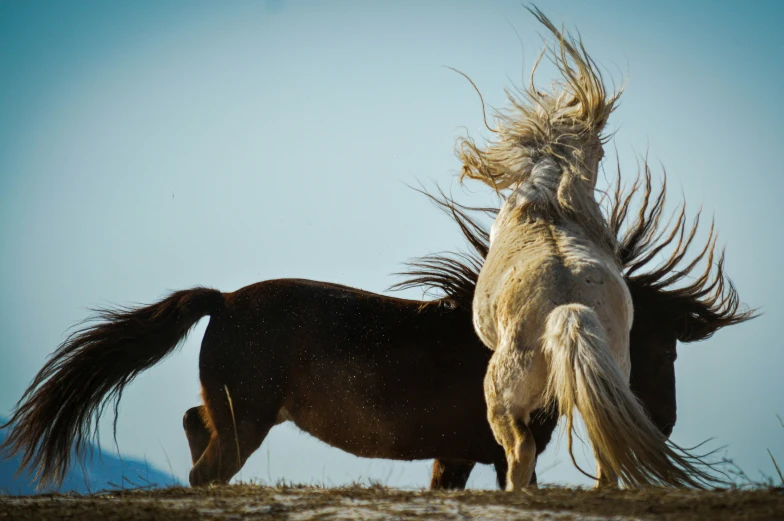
[{"left": 491, "top": 156, "right": 617, "bottom": 258}]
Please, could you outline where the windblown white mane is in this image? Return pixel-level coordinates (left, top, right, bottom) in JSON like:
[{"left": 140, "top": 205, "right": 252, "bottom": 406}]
[{"left": 458, "top": 10, "right": 621, "bottom": 253}]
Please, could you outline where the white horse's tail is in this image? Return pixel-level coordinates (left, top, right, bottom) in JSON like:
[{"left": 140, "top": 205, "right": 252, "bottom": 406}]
[{"left": 543, "top": 304, "right": 721, "bottom": 488}]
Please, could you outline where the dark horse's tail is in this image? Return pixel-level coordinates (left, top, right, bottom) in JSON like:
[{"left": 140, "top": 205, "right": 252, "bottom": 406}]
[{"left": 0, "top": 287, "right": 224, "bottom": 487}]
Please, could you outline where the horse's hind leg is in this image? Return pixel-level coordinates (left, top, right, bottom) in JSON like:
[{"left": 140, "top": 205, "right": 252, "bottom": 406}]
[
  {"left": 430, "top": 460, "right": 476, "bottom": 490},
  {"left": 527, "top": 406, "right": 560, "bottom": 487},
  {"left": 487, "top": 412, "right": 536, "bottom": 491},
  {"left": 183, "top": 406, "right": 211, "bottom": 465},
  {"left": 484, "top": 346, "right": 538, "bottom": 492},
  {"left": 493, "top": 458, "right": 508, "bottom": 490},
  {"left": 189, "top": 382, "right": 282, "bottom": 487},
  {"left": 491, "top": 453, "right": 536, "bottom": 489},
  {"left": 595, "top": 462, "right": 619, "bottom": 488}
]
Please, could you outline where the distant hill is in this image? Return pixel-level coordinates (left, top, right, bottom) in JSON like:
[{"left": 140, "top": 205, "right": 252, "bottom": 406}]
[{"left": 0, "top": 416, "right": 180, "bottom": 495}]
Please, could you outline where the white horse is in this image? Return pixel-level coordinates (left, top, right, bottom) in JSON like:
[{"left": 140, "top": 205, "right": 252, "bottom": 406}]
[{"left": 463, "top": 9, "right": 719, "bottom": 490}]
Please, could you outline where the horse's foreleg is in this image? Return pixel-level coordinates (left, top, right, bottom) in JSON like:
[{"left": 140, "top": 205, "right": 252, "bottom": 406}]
[
  {"left": 189, "top": 382, "right": 282, "bottom": 487},
  {"left": 189, "top": 420, "right": 271, "bottom": 486},
  {"left": 183, "top": 405, "right": 211, "bottom": 465},
  {"left": 430, "top": 459, "right": 475, "bottom": 490}
]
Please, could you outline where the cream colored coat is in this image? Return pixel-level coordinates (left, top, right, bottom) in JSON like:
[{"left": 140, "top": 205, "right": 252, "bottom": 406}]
[{"left": 461, "top": 8, "right": 721, "bottom": 490}]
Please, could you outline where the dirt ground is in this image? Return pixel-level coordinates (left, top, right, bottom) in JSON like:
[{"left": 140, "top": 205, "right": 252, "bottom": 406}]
[{"left": 2, "top": 484, "right": 783, "bottom": 521}]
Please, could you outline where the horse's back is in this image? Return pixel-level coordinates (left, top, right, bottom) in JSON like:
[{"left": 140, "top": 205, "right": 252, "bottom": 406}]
[{"left": 474, "top": 220, "right": 631, "bottom": 358}]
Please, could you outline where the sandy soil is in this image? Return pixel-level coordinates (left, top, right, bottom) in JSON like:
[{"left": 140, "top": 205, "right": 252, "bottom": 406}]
[{"left": 2, "top": 484, "right": 783, "bottom": 521}]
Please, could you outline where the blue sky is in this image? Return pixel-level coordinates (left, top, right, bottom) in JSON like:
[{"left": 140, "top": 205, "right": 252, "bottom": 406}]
[{"left": 1, "top": 0, "right": 782, "bottom": 488}]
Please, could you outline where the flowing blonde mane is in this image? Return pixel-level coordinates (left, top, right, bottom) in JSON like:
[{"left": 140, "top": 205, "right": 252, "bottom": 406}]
[{"left": 457, "top": 7, "right": 622, "bottom": 252}]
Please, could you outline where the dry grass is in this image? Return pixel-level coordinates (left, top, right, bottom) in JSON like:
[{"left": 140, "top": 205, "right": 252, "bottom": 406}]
[{"left": 2, "top": 483, "right": 783, "bottom": 521}]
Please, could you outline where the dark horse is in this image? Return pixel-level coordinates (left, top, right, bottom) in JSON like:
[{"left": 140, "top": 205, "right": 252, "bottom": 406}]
[{"left": 1, "top": 169, "right": 753, "bottom": 490}]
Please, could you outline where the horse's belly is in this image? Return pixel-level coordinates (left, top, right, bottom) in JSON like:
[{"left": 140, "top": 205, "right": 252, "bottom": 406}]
[
  {"left": 282, "top": 402, "right": 491, "bottom": 462},
  {"left": 279, "top": 364, "right": 495, "bottom": 463}
]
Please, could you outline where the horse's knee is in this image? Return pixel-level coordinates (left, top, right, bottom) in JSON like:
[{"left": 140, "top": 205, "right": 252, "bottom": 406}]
[
  {"left": 184, "top": 406, "right": 212, "bottom": 466},
  {"left": 183, "top": 406, "right": 205, "bottom": 432}
]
